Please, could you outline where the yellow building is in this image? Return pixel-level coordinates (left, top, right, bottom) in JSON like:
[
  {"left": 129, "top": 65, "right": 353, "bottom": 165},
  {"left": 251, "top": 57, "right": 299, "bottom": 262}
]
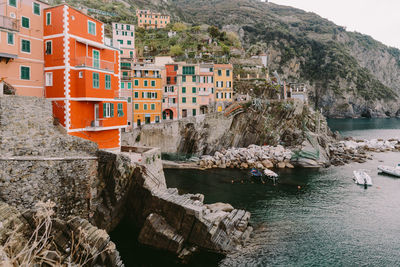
[
  {"left": 214, "top": 64, "right": 233, "bottom": 111},
  {"left": 136, "top": 10, "right": 170, "bottom": 29}
]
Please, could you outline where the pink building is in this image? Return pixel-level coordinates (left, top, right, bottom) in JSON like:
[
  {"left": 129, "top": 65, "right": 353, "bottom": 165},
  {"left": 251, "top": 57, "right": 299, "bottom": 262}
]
[
  {"left": 112, "top": 22, "right": 135, "bottom": 60},
  {"left": 0, "top": 0, "right": 49, "bottom": 96},
  {"left": 198, "top": 64, "right": 214, "bottom": 114}
]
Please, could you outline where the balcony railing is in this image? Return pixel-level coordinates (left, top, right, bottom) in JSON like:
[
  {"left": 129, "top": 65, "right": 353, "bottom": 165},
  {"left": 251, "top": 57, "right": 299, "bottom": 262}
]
[
  {"left": 133, "top": 74, "right": 161, "bottom": 78},
  {"left": 74, "top": 57, "right": 115, "bottom": 71},
  {"left": 0, "top": 15, "right": 18, "bottom": 32},
  {"left": 121, "top": 76, "right": 133, "bottom": 81}
]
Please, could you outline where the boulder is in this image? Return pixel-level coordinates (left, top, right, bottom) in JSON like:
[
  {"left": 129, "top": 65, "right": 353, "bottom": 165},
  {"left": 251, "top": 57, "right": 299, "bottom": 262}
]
[
  {"left": 285, "top": 162, "right": 294, "bottom": 168},
  {"left": 206, "top": 202, "right": 234, "bottom": 213},
  {"left": 262, "top": 159, "right": 274, "bottom": 169},
  {"left": 277, "top": 162, "right": 286, "bottom": 169},
  {"left": 240, "top": 162, "right": 249, "bottom": 169}
]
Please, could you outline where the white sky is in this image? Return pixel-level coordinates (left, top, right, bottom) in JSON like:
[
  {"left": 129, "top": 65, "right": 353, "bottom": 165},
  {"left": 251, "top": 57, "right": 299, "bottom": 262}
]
[{"left": 270, "top": 0, "right": 400, "bottom": 49}]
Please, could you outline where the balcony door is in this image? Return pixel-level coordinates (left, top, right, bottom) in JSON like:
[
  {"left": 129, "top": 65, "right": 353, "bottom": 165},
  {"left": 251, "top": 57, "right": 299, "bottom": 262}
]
[{"left": 93, "top": 50, "right": 100, "bottom": 69}]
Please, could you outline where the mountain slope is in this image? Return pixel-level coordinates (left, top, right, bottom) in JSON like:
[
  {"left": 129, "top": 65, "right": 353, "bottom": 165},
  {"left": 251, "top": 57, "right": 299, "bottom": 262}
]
[{"left": 66, "top": 0, "right": 400, "bottom": 117}]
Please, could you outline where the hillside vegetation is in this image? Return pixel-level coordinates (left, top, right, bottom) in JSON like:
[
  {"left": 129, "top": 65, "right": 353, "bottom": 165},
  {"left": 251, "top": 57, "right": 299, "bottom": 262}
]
[{"left": 62, "top": 0, "right": 400, "bottom": 117}]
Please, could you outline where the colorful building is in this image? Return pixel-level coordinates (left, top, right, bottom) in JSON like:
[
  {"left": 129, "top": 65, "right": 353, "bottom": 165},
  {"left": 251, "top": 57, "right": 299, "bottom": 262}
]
[
  {"left": 0, "top": 0, "right": 49, "bottom": 96},
  {"left": 214, "top": 64, "right": 233, "bottom": 111},
  {"left": 162, "top": 63, "right": 178, "bottom": 120},
  {"left": 177, "top": 63, "right": 199, "bottom": 118},
  {"left": 132, "top": 63, "right": 163, "bottom": 126},
  {"left": 112, "top": 22, "right": 135, "bottom": 60},
  {"left": 198, "top": 63, "right": 215, "bottom": 114},
  {"left": 44, "top": 4, "right": 127, "bottom": 150},
  {"left": 136, "top": 10, "right": 170, "bottom": 29}
]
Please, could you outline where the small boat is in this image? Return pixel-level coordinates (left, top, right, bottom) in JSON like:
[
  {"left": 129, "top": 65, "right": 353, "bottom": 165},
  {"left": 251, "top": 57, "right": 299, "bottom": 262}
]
[
  {"left": 250, "top": 168, "right": 263, "bottom": 177},
  {"left": 353, "top": 170, "right": 372, "bottom": 186},
  {"left": 377, "top": 165, "right": 400, "bottom": 177},
  {"left": 264, "top": 169, "right": 278, "bottom": 178}
]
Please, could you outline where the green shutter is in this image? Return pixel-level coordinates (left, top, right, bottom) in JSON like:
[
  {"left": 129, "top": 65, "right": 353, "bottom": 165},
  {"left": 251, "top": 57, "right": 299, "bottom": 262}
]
[
  {"left": 103, "top": 103, "right": 107, "bottom": 117},
  {"left": 182, "top": 87, "right": 186, "bottom": 93},
  {"left": 121, "top": 82, "right": 125, "bottom": 89},
  {"left": 193, "top": 109, "right": 196, "bottom": 116},
  {"left": 88, "top": 21, "right": 96, "bottom": 35},
  {"left": 22, "top": 17, "right": 30, "bottom": 28},
  {"left": 21, "top": 40, "right": 30, "bottom": 53},
  {"left": 9, "top": 0, "right": 16, "bottom": 7},
  {"left": 46, "top": 12, "right": 51, "bottom": 25},
  {"left": 105, "top": 75, "right": 111, "bottom": 89},
  {"left": 192, "top": 87, "right": 196, "bottom": 93},
  {"left": 182, "top": 97, "right": 186, "bottom": 103},
  {"left": 110, "top": 103, "right": 114, "bottom": 117},
  {"left": 134, "top": 80, "right": 139, "bottom": 86},
  {"left": 192, "top": 97, "right": 196, "bottom": 103},
  {"left": 135, "top": 92, "right": 138, "bottom": 98},
  {"left": 135, "top": 104, "right": 139, "bottom": 110},
  {"left": 7, "top": 33, "right": 14, "bottom": 45},
  {"left": 20, "top": 67, "right": 30, "bottom": 80},
  {"left": 128, "top": 97, "right": 131, "bottom": 103},
  {"left": 93, "top": 73, "right": 99, "bottom": 88},
  {"left": 192, "top": 76, "right": 196, "bottom": 82},
  {"left": 151, "top": 80, "right": 155, "bottom": 87},
  {"left": 128, "top": 82, "right": 132, "bottom": 89},
  {"left": 33, "top": 3, "right": 40, "bottom": 15},
  {"left": 182, "top": 76, "right": 186, "bottom": 82},
  {"left": 218, "top": 70, "right": 222, "bottom": 76},
  {"left": 226, "top": 70, "right": 230, "bottom": 76},
  {"left": 144, "top": 80, "right": 148, "bottom": 86},
  {"left": 155, "top": 93, "right": 157, "bottom": 98}
]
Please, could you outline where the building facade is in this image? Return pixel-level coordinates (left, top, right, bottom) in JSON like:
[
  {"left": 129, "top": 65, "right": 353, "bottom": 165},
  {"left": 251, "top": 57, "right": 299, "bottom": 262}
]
[
  {"left": 136, "top": 9, "right": 170, "bottom": 29},
  {"left": 0, "top": 0, "right": 49, "bottom": 96},
  {"left": 214, "top": 64, "right": 233, "bottom": 111},
  {"left": 198, "top": 63, "right": 214, "bottom": 114},
  {"left": 112, "top": 22, "right": 135, "bottom": 60},
  {"left": 44, "top": 4, "right": 127, "bottom": 149},
  {"left": 132, "top": 63, "right": 163, "bottom": 126},
  {"left": 177, "top": 63, "right": 200, "bottom": 118},
  {"left": 162, "top": 63, "right": 178, "bottom": 120}
]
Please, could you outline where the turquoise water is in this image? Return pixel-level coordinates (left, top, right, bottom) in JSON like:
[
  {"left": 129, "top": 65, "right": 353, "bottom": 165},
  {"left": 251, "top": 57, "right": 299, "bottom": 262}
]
[
  {"left": 112, "top": 118, "right": 400, "bottom": 266},
  {"left": 165, "top": 118, "right": 400, "bottom": 266}
]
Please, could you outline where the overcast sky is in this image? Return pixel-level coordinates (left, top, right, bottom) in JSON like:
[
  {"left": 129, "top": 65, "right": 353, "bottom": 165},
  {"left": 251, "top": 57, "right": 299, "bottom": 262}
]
[{"left": 270, "top": 0, "right": 400, "bottom": 49}]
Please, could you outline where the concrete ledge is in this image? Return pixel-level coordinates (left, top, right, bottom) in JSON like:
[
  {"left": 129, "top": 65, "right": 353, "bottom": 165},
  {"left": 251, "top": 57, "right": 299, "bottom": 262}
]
[{"left": 0, "top": 156, "right": 98, "bottom": 161}]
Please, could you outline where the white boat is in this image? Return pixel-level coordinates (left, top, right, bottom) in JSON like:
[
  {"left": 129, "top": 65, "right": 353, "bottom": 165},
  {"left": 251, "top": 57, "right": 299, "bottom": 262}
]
[
  {"left": 377, "top": 165, "right": 400, "bottom": 178},
  {"left": 264, "top": 169, "right": 278, "bottom": 178},
  {"left": 353, "top": 170, "right": 373, "bottom": 186}
]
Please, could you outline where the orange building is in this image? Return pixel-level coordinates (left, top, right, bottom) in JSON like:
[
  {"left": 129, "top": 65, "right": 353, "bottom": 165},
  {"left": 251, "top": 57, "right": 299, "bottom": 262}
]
[
  {"left": 162, "top": 63, "right": 178, "bottom": 120},
  {"left": 132, "top": 63, "right": 163, "bottom": 126},
  {"left": 136, "top": 10, "right": 170, "bottom": 29},
  {"left": 0, "top": 0, "right": 49, "bottom": 96},
  {"left": 214, "top": 64, "right": 234, "bottom": 111},
  {"left": 44, "top": 4, "right": 127, "bottom": 150}
]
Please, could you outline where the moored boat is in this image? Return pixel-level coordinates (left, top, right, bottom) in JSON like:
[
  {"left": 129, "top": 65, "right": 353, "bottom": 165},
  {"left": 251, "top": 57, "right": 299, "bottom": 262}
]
[
  {"left": 264, "top": 169, "right": 278, "bottom": 178},
  {"left": 377, "top": 165, "right": 400, "bottom": 178},
  {"left": 353, "top": 170, "right": 373, "bottom": 186}
]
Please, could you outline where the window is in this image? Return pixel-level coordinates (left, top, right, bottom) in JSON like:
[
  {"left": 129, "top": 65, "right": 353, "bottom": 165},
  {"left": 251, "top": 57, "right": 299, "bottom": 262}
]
[
  {"left": 182, "top": 76, "right": 186, "bottom": 82},
  {"left": 46, "top": 12, "right": 51, "bottom": 25},
  {"left": 192, "top": 109, "right": 196, "bottom": 116},
  {"left": 151, "top": 80, "right": 156, "bottom": 87},
  {"left": 127, "top": 40, "right": 132, "bottom": 45},
  {"left": 182, "top": 97, "right": 186, "bottom": 103},
  {"left": 144, "top": 104, "right": 148, "bottom": 110},
  {"left": 33, "top": 2, "right": 40, "bottom": 15},
  {"left": 218, "top": 70, "right": 222, "bottom": 76},
  {"left": 134, "top": 92, "right": 139, "bottom": 98},
  {"left": 88, "top": 21, "right": 96, "bottom": 35},
  {"left": 22, "top": 17, "right": 30, "bottom": 28},
  {"left": 21, "top": 39, "right": 30, "bottom": 53},
  {"left": 182, "top": 66, "right": 195, "bottom": 75},
  {"left": 127, "top": 82, "right": 132, "bottom": 89},
  {"left": 20, "top": 66, "right": 30, "bottom": 80},
  {"left": 117, "top": 103, "right": 124, "bottom": 117},
  {"left": 155, "top": 116, "right": 160, "bottom": 123},
  {"left": 174, "top": 65, "right": 178, "bottom": 71},
  {"left": 128, "top": 97, "right": 131, "bottom": 103},
  {"left": 192, "top": 76, "right": 196, "bottom": 82},
  {"left": 8, "top": 0, "right": 16, "bottom": 7},
  {"left": 105, "top": 74, "right": 111, "bottom": 89},
  {"left": 121, "top": 82, "right": 125, "bottom": 89},
  {"left": 45, "top": 72, "right": 53, "bottom": 86},
  {"left": 127, "top": 25, "right": 130, "bottom": 30},
  {"left": 7, "top": 32, "right": 14, "bottom": 45},
  {"left": 79, "top": 71, "right": 83, "bottom": 78},
  {"left": 118, "top": 39, "right": 123, "bottom": 44},
  {"left": 103, "top": 103, "right": 114, "bottom": 118},
  {"left": 182, "top": 87, "right": 186, "bottom": 93},
  {"left": 45, "top": 41, "right": 52, "bottom": 55},
  {"left": 131, "top": 32, "right": 134, "bottom": 37},
  {"left": 226, "top": 70, "right": 230, "bottom": 76},
  {"left": 192, "top": 87, "right": 196, "bottom": 93},
  {"left": 192, "top": 97, "right": 196, "bottom": 103},
  {"left": 151, "top": 104, "right": 155, "bottom": 110},
  {"left": 130, "top": 51, "right": 134, "bottom": 58},
  {"left": 93, "top": 73, "right": 99, "bottom": 88},
  {"left": 92, "top": 50, "right": 100, "bottom": 69},
  {"left": 144, "top": 80, "right": 148, "bottom": 86},
  {"left": 134, "top": 103, "right": 139, "bottom": 110},
  {"left": 227, "top": 81, "right": 231, "bottom": 88}
]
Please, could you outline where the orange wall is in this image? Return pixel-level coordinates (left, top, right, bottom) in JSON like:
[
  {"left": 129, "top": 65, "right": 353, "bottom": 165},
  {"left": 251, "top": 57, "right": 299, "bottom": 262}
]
[
  {"left": 71, "top": 129, "right": 120, "bottom": 149},
  {"left": 52, "top": 101, "right": 66, "bottom": 127},
  {"left": 45, "top": 69, "right": 65, "bottom": 98},
  {"left": 43, "top": 6, "right": 64, "bottom": 36},
  {"left": 68, "top": 8, "right": 103, "bottom": 43}
]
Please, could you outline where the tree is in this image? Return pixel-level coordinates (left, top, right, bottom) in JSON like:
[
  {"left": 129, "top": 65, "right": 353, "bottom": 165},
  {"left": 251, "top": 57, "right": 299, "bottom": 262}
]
[
  {"left": 170, "top": 45, "right": 184, "bottom": 56},
  {"left": 208, "top": 26, "right": 220, "bottom": 39},
  {"left": 172, "top": 22, "right": 187, "bottom": 32}
]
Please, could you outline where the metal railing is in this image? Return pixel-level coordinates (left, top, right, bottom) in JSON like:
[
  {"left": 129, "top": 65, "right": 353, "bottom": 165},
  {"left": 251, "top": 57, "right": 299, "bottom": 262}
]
[
  {"left": 73, "top": 57, "right": 115, "bottom": 71},
  {"left": 133, "top": 74, "right": 161, "bottom": 78},
  {"left": 121, "top": 76, "right": 133, "bottom": 81},
  {"left": 0, "top": 15, "right": 18, "bottom": 31}
]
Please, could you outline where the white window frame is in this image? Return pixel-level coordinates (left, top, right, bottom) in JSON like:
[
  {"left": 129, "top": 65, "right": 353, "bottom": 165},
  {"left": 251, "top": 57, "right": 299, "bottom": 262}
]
[
  {"left": 104, "top": 103, "right": 111, "bottom": 118},
  {"left": 8, "top": 0, "right": 17, "bottom": 8},
  {"left": 21, "top": 16, "right": 30, "bottom": 29},
  {"left": 32, "top": 2, "right": 41, "bottom": 16},
  {"left": 45, "top": 72, "right": 53, "bottom": 86},
  {"left": 20, "top": 65, "right": 31, "bottom": 80},
  {"left": 46, "top": 12, "right": 51, "bottom": 25},
  {"left": 45, "top": 40, "right": 52, "bottom": 55},
  {"left": 7, "top": 32, "right": 14, "bottom": 46},
  {"left": 88, "top": 20, "right": 96, "bottom": 35},
  {"left": 20, "top": 38, "right": 31, "bottom": 54}
]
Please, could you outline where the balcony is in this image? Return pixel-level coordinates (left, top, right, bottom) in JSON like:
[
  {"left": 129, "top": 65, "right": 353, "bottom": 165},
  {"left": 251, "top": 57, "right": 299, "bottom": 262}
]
[
  {"left": 85, "top": 119, "right": 103, "bottom": 131},
  {"left": 121, "top": 75, "right": 133, "bottom": 81},
  {"left": 0, "top": 15, "right": 18, "bottom": 32},
  {"left": 133, "top": 74, "right": 161, "bottom": 78},
  {"left": 73, "top": 57, "right": 115, "bottom": 72}
]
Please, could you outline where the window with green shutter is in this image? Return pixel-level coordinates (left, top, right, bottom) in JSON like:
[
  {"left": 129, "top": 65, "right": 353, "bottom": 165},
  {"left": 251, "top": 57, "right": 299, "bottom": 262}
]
[
  {"left": 46, "top": 12, "right": 51, "bottom": 25},
  {"left": 7, "top": 33, "right": 14, "bottom": 45},
  {"left": 192, "top": 87, "right": 196, "bottom": 93},
  {"left": 127, "top": 82, "right": 132, "bottom": 89},
  {"left": 134, "top": 80, "right": 139, "bottom": 86},
  {"left": 226, "top": 70, "right": 230, "bottom": 76},
  {"left": 127, "top": 40, "right": 132, "bottom": 45},
  {"left": 192, "top": 76, "right": 196, "bottom": 82},
  {"left": 8, "top": 0, "right": 16, "bottom": 7},
  {"left": 20, "top": 66, "right": 30, "bottom": 80},
  {"left": 182, "top": 87, "right": 186, "bottom": 93},
  {"left": 144, "top": 104, "right": 148, "bottom": 110},
  {"left": 218, "top": 70, "right": 222, "bottom": 76},
  {"left": 134, "top": 92, "right": 139, "bottom": 98},
  {"left": 134, "top": 104, "right": 139, "bottom": 110},
  {"left": 93, "top": 73, "right": 99, "bottom": 88},
  {"left": 192, "top": 109, "right": 196, "bottom": 116},
  {"left": 182, "top": 76, "right": 186, "bottom": 82},
  {"left": 128, "top": 97, "right": 131, "bottom": 103},
  {"left": 192, "top": 97, "right": 196, "bottom": 103},
  {"left": 110, "top": 103, "right": 114, "bottom": 117},
  {"left": 151, "top": 104, "right": 155, "bottom": 110},
  {"left": 21, "top": 40, "right": 30, "bottom": 53},
  {"left": 22, "top": 17, "right": 30, "bottom": 28},
  {"left": 33, "top": 2, "right": 40, "bottom": 15},
  {"left": 144, "top": 80, "right": 148, "bottom": 86},
  {"left": 88, "top": 21, "right": 96, "bottom": 35},
  {"left": 182, "top": 97, "right": 186, "bottom": 103},
  {"left": 151, "top": 81, "right": 155, "bottom": 87},
  {"left": 127, "top": 25, "right": 130, "bottom": 30},
  {"left": 105, "top": 75, "right": 111, "bottom": 89},
  {"left": 121, "top": 82, "right": 125, "bottom": 89},
  {"left": 183, "top": 66, "right": 195, "bottom": 75},
  {"left": 117, "top": 103, "right": 124, "bottom": 117}
]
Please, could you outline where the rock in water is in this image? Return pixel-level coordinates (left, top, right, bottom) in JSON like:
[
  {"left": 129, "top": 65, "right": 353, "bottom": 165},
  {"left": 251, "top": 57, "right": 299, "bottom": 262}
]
[{"left": 206, "top": 202, "right": 234, "bottom": 212}]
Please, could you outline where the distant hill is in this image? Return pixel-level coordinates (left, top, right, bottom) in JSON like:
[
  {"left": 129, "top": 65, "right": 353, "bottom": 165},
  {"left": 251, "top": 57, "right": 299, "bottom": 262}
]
[{"left": 63, "top": 0, "right": 400, "bottom": 118}]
